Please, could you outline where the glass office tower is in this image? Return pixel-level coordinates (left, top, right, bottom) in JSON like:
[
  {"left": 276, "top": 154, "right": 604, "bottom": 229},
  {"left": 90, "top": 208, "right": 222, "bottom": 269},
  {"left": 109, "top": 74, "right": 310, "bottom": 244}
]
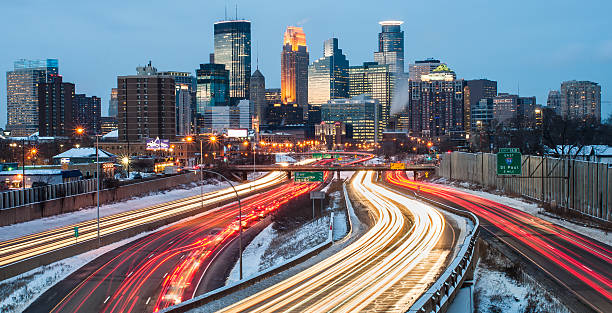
[
  {"left": 6, "top": 59, "right": 59, "bottom": 136},
  {"left": 374, "top": 21, "right": 404, "bottom": 75},
  {"left": 214, "top": 20, "right": 251, "bottom": 103},
  {"left": 308, "top": 38, "right": 349, "bottom": 106},
  {"left": 281, "top": 26, "right": 309, "bottom": 123}
]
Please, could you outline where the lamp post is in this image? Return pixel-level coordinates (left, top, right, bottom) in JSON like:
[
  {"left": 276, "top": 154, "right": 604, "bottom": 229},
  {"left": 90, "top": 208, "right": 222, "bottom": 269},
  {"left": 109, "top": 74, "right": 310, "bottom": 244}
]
[
  {"left": 199, "top": 168, "right": 243, "bottom": 280},
  {"left": 77, "top": 126, "right": 100, "bottom": 247}
]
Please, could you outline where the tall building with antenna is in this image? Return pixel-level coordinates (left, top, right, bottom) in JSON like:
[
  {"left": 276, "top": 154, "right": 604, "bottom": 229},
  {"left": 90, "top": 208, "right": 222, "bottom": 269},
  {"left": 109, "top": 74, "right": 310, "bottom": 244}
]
[
  {"left": 308, "top": 38, "right": 349, "bottom": 107},
  {"left": 374, "top": 21, "right": 404, "bottom": 75},
  {"left": 214, "top": 19, "right": 251, "bottom": 103}
]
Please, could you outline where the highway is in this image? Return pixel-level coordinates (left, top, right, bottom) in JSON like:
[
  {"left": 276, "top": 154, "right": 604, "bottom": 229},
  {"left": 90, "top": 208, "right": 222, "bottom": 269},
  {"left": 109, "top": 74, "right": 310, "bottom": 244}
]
[
  {"left": 386, "top": 171, "right": 612, "bottom": 313},
  {"left": 24, "top": 177, "right": 326, "bottom": 313},
  {"left": 0, "top": 171, "right": 286, "bottom": 270},
  {"left": 217, "top": 171, "right": 454, "bottom": 313}
]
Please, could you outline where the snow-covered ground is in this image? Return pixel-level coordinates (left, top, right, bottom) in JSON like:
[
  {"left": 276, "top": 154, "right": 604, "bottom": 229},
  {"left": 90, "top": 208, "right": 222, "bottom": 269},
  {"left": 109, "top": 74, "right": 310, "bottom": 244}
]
[
  {"left": 226, "top": 217, "right": 331, "bottom": 285},
  {"left": 433, "top": 178, "right": 611, "bottom": 246},
  {"left": 0, "top": 180, "right": 228, "bottom": 242},
  {"left": 0, "top": 198, "right": 243, "bottom": 313},
  {"left": 474, "top": 254, "right": 569, "bottom": 313}
]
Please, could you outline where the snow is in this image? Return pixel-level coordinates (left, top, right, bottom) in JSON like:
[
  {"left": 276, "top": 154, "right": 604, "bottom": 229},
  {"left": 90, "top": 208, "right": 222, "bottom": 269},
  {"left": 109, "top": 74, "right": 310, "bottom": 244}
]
[
  {"left": 246, "top": 172, "right": 265, "bottom": 181},
  {"left": 226, "top": 225, "right": 277, "bottom": 284},
  {"left": 433, "top": 179, "right": 612, "bottom": 246},
  {"left": 53, "top": 147, "right": 115, "bottom": 159},
  {"left": 275, "top": 154, "right": 297, "bottom": 164},
  {"left": 332, "top": 210, "right": 347, "bottom": 241},
  {"left": 338, "top": 171, "right": 355, "bottom": 180},
  {"left": 225, "top": 217, "right": 331, "bottom": 286},
  {"left": 102, "top": 129, "right": 118, "bottom": 139},
  {"left": 474, "top": 265, "right": 569, "bottom": 313},
  {"left": 0, "top": 180, "right": 228, "bottom": 242}
]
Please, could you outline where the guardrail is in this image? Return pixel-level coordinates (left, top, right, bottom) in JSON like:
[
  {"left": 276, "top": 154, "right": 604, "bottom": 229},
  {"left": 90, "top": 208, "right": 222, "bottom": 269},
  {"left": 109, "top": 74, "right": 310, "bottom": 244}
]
[{"left": 404, "top": 190, "right": 480, "bottom": 313}]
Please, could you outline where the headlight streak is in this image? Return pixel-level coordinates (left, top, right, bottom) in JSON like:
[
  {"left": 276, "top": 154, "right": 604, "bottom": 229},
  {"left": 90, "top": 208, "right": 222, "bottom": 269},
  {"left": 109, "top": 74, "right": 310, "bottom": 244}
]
[
  {"left": 386, "top": 171, "right": 612, "bottom": 303},
  {"left": 218, "top": 171, "right": 446, "bottom": 313}
]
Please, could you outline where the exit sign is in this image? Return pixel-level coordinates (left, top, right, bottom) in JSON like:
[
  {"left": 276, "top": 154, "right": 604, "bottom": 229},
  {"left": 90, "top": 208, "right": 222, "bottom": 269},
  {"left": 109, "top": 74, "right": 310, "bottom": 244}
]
[
  {"left": 294, "top": 171, "right": 324, "bottom": 183},
  {"left": 497, "top": 148, "right": 522, "bottom": 175}
]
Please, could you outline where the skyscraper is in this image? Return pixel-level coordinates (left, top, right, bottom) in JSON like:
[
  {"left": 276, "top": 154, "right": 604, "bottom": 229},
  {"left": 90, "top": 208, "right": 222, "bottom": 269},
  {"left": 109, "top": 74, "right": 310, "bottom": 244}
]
[
  {"left": 560, "top": 80, "right": 601, "bottom": 122},
  {"left": 322, "top": 95, "right": 381, "bottom": 142},
  {"left": 281, "top": 26, "right": 309, "bottom": 122},
  {"left": 214, "top": 20, "right": 251, "bottom": 103},
  {"left": 250, "top": 69, "right": 266, "bottom": 124},
  {"left": 109, "top": 88, "right": 118, "bottom": 117},
  {"left": 408, "top": 59, "right": 443, "bottom": 81},
  {"left": 6, "top": 59, "right": 59, "bottom": 136},
  {"left": 159, "top": 71, "right": 196, "bottom": 136},
  {"left": 407, "top": 64, "right": 465, "bottom": 138},
  {"left": 374, "top": 21, "right": 404, "bottom": 75},
  {"left": 308, "top": 38, "right": 349, "bottom": 107},
  {"left": 493, "top": 93, "right": 519, "bottom": 123},
  {"left": 73, "top": 94, "right": 101, "bottom": 134},
  {"left": 196, "top": 63, "right": 230, "bottom": 134},
  {"left": 464, "top": 79, "right": 497, "bottom": 136},
  {"left": 349, "top": 62, "right": 392, "bottom": 135},
  {"left": 38, "top": 75, "right": 74, "bottom": 137},
  {"left": 546, "top": 90, "right": 561, "bottom": 114},
  {"left": 117, "top": 63, "right": 176, "bottom": 142}
]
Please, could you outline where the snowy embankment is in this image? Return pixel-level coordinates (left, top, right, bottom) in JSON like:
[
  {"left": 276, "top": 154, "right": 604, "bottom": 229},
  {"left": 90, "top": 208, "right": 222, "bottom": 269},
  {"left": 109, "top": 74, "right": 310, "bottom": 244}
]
[
  {"left": 226, "top": 187, "right": 349, "bottom": 285},
  {"left": 474, "top": 246, "right": 569, "bottom": 313},
  {"left": 433, "top": 178, "right": 611, "bottom": 246},
  {"left": 0, "top": 180, "right": 227, "bottom": 242}
]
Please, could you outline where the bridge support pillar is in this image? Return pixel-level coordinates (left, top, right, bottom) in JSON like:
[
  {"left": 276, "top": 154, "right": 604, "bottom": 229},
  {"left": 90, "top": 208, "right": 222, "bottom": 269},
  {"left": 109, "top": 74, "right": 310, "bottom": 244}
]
[
  {"left": 336, "top": 170, "right": 340, "bottom": 180},
  {"left": 414, "top": 171, "right": 417, "bottom": 181},
  {"left": 241, "top": 171, "right": 248, "bottom": 181},
  {"left": 286, "top": 171, "right": 291, "bottom": 180}
]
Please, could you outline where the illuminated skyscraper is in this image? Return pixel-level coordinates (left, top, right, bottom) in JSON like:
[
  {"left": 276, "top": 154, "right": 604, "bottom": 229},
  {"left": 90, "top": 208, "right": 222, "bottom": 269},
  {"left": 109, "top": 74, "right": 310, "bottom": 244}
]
[
  {"left": 408, "top": 59, "right": 443, "bottom": 81},
  {"left": 214, "top": 20, "right": 251, "bottom": 103},
  {"left": 349, "top": 62, "right": 392, "bottom": 135},
  {"left": 374, "top": 21, "right": 404, "bottom": 75},
  {"left": 38, "top": 75, "right": 74, "bottom": 137},
  {"left": 109, "top": 88, "right": 118, "bottom": 117},
  {"left": 158, "top": 71, "right": 196, "bottom": 136},
  {"left": 560, "top": 80, "right": 601, "bottom": 122},
  {"left": 196, "top": 63, "right": 230, "bottom": 133},
  {"left": 408, "top": 64, "right": 465, "bottom": 138},
  {"left": 6, "top": 58, "right": 59, "bottom": 136},
  {"left": 281, "top": 26, "right": 309, "bottom": 123},
  {"left": 308, "top": 38, "right": 349, "bottom": 106}
]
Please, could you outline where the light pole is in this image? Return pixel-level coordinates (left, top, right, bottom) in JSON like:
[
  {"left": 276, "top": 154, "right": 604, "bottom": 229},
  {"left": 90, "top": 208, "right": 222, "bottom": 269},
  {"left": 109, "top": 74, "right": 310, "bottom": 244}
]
[
  {"left": 77, "top": 126, "right": 101, "bottom": 247},
  {"left": 199, "top": 168, "right": 243, "bottom": 280}
]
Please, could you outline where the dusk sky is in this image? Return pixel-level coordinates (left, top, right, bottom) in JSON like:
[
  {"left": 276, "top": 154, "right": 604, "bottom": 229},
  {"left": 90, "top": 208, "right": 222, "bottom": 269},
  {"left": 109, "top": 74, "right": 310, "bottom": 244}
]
[{"left": 1, "top": 0, "right": 611, "bottom": 126}]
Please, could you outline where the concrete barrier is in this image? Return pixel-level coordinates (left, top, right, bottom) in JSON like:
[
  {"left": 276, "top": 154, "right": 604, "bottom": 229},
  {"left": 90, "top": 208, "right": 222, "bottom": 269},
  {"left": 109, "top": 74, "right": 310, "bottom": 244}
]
[{"left": 0, "top": 172, "right": 200, "bottom": 227}]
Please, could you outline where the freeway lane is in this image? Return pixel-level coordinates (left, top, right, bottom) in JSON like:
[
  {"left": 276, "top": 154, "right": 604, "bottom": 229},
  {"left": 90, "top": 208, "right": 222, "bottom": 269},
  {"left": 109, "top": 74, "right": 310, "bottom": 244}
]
[
  {"left": 24, "top": 179, "right": 325, "bottom": 313},
  {"left": 386, "top": 171, "right": 612, "bottom": 313},
  {"left": 0, "top": 171, "right": 286, "bottom": 271},
  {"left": 218, "top": 171, "right": 457, "bottom": 313}
]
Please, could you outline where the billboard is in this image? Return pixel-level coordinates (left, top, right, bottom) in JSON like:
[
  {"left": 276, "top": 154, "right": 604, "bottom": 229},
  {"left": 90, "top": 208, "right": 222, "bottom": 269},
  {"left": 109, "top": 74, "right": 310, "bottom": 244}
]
[
  {"left": 227, "top": 129, "right": 248, "bottom": 138},
  {"left": 146, "top": 137, "right": 170, "bottom": 151}
]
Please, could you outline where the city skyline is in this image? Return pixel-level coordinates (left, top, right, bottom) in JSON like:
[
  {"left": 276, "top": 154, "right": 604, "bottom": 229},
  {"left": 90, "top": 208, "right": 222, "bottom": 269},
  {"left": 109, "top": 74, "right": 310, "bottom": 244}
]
[{"left": 1, "top": 0, "right": 611, "bottom": 128}]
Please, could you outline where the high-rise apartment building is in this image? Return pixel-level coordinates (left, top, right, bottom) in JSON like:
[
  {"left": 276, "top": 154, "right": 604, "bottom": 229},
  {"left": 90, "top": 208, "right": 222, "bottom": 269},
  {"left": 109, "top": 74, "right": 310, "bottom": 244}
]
[
  {"left": 73, "top": 94, "right": 101, "bottom": 134},
  {"left": 250, "top": 69, "right": 266, "bottom": 124},
  {"left": 38, "top": 75, "right": 75, "bottom": 137},
  {"left": 407, "top": 64, "right": 465, "bottom": 138},
  {"left": 196, "top": 63, "right": 230, "bottom": 134},
  {"left": 214, "top": 20, "right": 251, "bottom": 103},
  {"left": 109, "top": 88, "right": 118, "bottom": 117},
  {"left": 546, "top": 90, "right": 561, "bottom": 114},
  {"left": 117, "top": 64, "right": 176, "bottom": 142},
  {"left": 464, "top": 79, "right": 497, "bottom": 136},
  {"left": 349, "top": 62, "right": 392, "bottom": 134},
  {"left": 159, "top": 71, "right": 196, "bottom": 136},
  {"left": 322, "top": 94, "right": 381, "bottom": 142},
  {"left": 471, "top": 98, "right": 494, "bottom": 131},
  {"left": 6, "top": 59, "right": 59, "bottom": 136},
  {"left": 560, "top": 80, "right": 601, "bottom": 122},
  {"left": 281, "top": 26, "right": 309, "bottom": 122},
  {"left": 517, "top": 96, "right": 537, "bottom": 129},
  {"left": 493, "top": 93, "right": 519, "bottom": 123},
  {"left": 308, "top": 38, "right": 349, "bottom": 106},
  {"left": 374, "top": 21, "right": 404, "bottom": 75}
]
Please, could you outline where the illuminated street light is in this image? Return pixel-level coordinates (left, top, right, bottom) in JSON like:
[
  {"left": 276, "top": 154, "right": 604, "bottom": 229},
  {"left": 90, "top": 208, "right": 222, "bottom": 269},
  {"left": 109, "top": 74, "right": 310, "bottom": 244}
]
[{"left": 75, "top": 127, "right": 85, "bottom": 135}]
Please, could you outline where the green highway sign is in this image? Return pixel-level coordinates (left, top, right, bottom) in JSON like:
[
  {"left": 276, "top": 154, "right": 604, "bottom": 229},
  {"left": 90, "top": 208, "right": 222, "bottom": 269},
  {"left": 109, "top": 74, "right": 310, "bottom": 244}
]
[
  {"left": 334, "top": 154, "right": 340, "bottom": 159},
  {"left": 74, "top": 226, "right": 79, "bottom": 238},
  {"left": 323, "top": 154, "right": 332, "bottom": 159},
  {"left": 497, "top": 149, "right": 522, "bottom": 175},
  {"left": 294, "top": 171, "right": 324, "bottom": 183},
  {"left": 312, "top": 153, "right": 323, "bottom": 159}
]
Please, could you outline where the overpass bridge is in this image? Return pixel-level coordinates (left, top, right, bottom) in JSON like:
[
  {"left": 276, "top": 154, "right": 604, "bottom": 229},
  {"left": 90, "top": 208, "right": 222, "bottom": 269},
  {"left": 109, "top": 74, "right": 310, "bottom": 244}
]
[{"left": 226, "top": 164, "right": 437, "bottom": 180}]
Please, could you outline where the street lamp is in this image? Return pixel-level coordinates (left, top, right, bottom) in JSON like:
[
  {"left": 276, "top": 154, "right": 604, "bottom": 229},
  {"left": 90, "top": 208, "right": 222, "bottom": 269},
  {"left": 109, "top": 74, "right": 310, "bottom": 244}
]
[
  {"left": 199, "top": 168, "right": 244, "bottom": 280},
  {"left": 77, "top": 127, "right": 101, "bottom": 247}
]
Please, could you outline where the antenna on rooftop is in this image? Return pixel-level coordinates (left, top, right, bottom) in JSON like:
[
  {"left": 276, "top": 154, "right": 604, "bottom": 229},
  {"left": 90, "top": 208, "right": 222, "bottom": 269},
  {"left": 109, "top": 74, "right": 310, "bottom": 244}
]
[{"left": 235, "top": 4, "right": 238, "bottom": 20}]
